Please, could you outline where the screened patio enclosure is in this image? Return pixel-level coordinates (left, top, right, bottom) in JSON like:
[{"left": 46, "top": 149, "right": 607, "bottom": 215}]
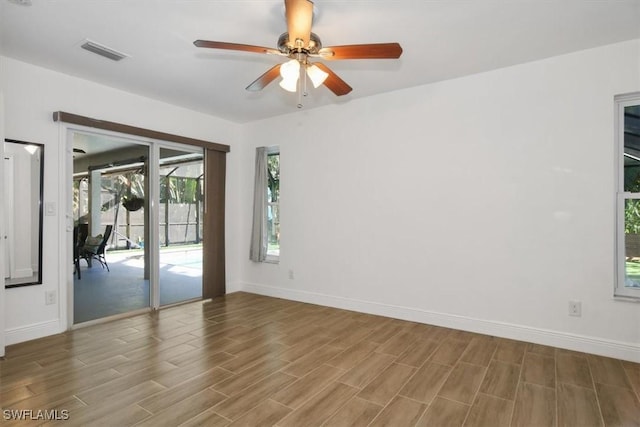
[{"left": 74, "top": 154, "right": 204, "bottom": 251}]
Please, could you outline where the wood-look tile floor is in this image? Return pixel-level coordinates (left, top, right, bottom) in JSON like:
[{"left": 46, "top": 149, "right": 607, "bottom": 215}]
[{"left": 1, "top": 292, "right": 639, "bottom": 427}]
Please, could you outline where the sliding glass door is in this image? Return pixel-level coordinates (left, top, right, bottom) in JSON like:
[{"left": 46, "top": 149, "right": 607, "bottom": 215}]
[
  {"left": 72, "top": 135, "right": 150, "bottom": 323},
  {"left": 71, "top": 132, "right": 204, "bottom": 323},
  {"left": 158, "top": 147, "right": 203, "bottom": 306}
]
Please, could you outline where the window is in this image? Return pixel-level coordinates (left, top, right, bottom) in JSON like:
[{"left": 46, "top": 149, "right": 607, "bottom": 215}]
[
  {"left": 616, "top": 93, "right": 640, "bottom": 299},
  {"left": 250, "top": 146, "right": 279, "bottom": 263},
  {"left": 266, "top": 148, "right": 280, "bottom": 260}
]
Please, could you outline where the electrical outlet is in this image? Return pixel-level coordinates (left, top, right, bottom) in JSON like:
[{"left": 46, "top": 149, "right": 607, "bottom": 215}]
[
  {"left": 45, "top": 290, "right": 56, "bottom": 305},
  {"left": 288, "top": 269, "right": 294, "bottom": 280},
  {"left": 569, "top": 300, "right": 581, "bottom": 317}
]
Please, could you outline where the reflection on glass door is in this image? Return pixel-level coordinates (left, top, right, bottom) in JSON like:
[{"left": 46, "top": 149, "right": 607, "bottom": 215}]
[
  {"left": 158, "top": 147, "right": 203, "bottom": 305},
  {"left": 72, "top": 135, "right": 150, "bottom": 323}
]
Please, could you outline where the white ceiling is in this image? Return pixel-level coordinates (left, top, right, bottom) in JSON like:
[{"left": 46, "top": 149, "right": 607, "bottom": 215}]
[{"left": 1, "top": 0, "right": 639, "bottom": 123}]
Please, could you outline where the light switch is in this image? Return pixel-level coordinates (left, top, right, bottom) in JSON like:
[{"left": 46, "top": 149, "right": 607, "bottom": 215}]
[{"left": 45, "top": 202, "right": 56, "bottom": 216}]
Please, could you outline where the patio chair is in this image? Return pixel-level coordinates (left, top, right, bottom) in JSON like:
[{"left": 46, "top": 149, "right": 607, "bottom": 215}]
[
  {"left": 83, "top": 225, "right": 113, "bottom": 272},
  {"left": 73, "top": 226, "right": 81, "bottom": 279},
  {"left": 73, "top": 224, "right": 89, "bottom": 279}
]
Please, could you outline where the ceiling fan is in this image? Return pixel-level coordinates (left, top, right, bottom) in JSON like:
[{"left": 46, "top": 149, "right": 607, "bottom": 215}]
[{"left": 194, "top": 0, "right": 403, "bottom": 98}]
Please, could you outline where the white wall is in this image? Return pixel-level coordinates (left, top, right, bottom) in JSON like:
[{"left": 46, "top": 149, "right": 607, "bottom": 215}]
[
  {"left": 1, "top": 56, "right": 241, "bottom": 345},
  {"left": 239, "top": 40, "right": 640, "bottom": 361}
]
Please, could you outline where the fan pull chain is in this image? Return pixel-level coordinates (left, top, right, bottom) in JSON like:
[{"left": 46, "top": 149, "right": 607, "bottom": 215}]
[
  {"left": 303, "top": 67, "right": 308, "bottom": 97},
  {"left": 297, "top": 63, "right": 304, "bottom": 108}
]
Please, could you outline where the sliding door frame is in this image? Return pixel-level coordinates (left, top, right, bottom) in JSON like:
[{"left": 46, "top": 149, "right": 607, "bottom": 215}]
[{"left": 56, "top": 112, "right": 229, "bottom": 328}]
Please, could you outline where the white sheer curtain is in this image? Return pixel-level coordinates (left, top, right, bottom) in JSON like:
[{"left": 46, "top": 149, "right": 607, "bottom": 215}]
[{"left": 250, "top": 147, "right": 268, "bottom": 262}]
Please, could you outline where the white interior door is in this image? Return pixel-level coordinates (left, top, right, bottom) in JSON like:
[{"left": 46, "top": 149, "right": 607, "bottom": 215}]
[{"left": 3, "top": 155, "right": 13, "bottom": 279}]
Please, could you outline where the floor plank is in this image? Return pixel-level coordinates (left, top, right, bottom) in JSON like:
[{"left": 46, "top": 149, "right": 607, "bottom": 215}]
[
  {"left": 438, "top": 362, "right": 486, "bottom": 404},
  {"left": 271, "top": 364, "right": 344, "bottom": 409},
  {"left": 588, "top": 355, "right": 633, "bottom": 389},
  {"left": 557, "top": 383, "right": 604, "bottom": 427},
  {"left": 336, "top": 352, "right": 396, "bottom": 388},
  {"left": 430, "top": 338, "right": 469, "bottom": 366},
  {"left": 464, "top": 393, "right": 514, "bottom": 427},
  {"left": 479, "top": 360, "right": 520, "bottom": 400},
  {"left": 415, "top": 396, "right": 469, "bottom": 427},
  {"left": 521, "top": 352, "right": 556, "bottom": 388},
  {"left": 368, "top": 395, "right": 426, "bottom": 427},
  {"left": 326, "top": 340, "right": 378, "bottom": 371},
  {"left": 460, "top": 337, "right": 498, "bottom": 367},
  {"left": 395, "top": 339, "right": 439, "bottom": 368},
  {"left": 226, "top": 399, "right": 291, "bottom": 427},
  {"left": 399, "top": 362, "right": 451, "bottom": 403},
  {"left": 356, "top": 362, "right": 415, "bottom": 406},
  {"left": 556, "top": 353, "right": 594, "bottom": 389},
  {"left": 595, "top": 382, "right": 640, "bottom": 427},
  {"left": 136, "top": 388, "right": 227, "bottom": 427},
  {"left": 212, "top": 372, "right": 296, "bottom": 420},
  {"left": 511, "top": 382, "right": 557, "bottom": 427},
  {"left": 276, "top": 381, "right": 358, "bottom": 427},
  {"left": 493, "top": 340, "right": 526, "bottom": 365},
  {"left": 322, "top": 396, "right": 382, "bottom": 427}
]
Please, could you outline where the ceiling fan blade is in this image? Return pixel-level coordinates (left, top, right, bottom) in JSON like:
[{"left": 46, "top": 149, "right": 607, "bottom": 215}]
[
  {"left": 194, "top": 40, "right": 281, "bottom": 55},
  {"left": 285, "top": 0, "right": 313, "bottom": 49},
  {"left": 318, "top": 43, "right": 403, "bottom": 60},
  {"left": 246, "top": 64, "right": 282, "bottom": 92},
  {"left": 314, "top": 63, "right": 352, "bottom": 96}
]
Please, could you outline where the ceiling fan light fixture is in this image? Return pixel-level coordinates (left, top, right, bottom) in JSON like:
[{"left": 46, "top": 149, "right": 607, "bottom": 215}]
[
  {"left": 279, "top": 76, "right": 298, "bottom": 92},
  {"left": 280, "top": 59, "right": 300, "bottom": 80},
  {"left": 306, "top": 64, "right": 328, "bottom": 88},
  {"left": 279, "top": 59, "right": 300, "bottom": 92}
]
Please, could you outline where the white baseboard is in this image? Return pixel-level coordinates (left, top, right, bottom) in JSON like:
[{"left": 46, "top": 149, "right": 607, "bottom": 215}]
[
  {"left": 5, "top": 319, "right": 63, "bottom": 346},
  {"left": 239, "top": 282, "right": 640, "bottom": 363},
  {"left": 226, "top": 280, "right": 243, "bottom": 294}
]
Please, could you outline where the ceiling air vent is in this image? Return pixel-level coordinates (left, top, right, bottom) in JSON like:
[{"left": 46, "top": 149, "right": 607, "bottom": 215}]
[
  {"left": 81, "top": 40, "right": 128, "bottom": 61},
  {"left": 7, "top": 0, "right": 32, "bottom": 6}
]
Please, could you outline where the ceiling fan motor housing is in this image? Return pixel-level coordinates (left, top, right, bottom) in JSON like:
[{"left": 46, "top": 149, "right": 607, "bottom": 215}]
[{"left": 278, "top": 32, "right": 322, "bottom": 56}]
